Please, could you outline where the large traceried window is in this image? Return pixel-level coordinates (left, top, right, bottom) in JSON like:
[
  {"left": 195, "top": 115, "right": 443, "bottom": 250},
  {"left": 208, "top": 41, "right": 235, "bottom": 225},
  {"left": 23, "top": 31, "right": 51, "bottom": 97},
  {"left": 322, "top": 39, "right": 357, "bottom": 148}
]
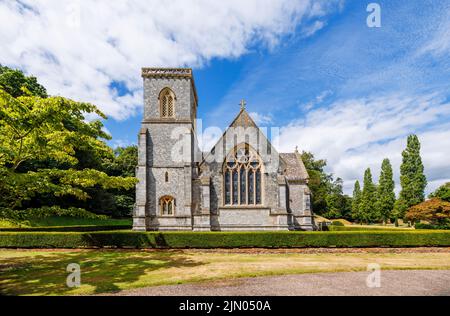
[
  {"left": 159, "top": 88, "right": 175, "bottom": 118},
  {"left": 224, "top": 145, "right": 262, "bottom": 206},
  {"left": 159, "top": 196, "right": 175, "bottom": 215}
]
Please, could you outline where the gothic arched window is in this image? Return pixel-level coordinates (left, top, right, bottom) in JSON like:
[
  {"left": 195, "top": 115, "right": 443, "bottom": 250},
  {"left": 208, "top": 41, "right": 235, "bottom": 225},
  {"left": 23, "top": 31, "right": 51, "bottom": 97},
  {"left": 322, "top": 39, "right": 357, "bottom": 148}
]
[
  {"left": 159, "top": 88, "right": 175, "bottom": 118},
  {"left": 159, "top": 195, "right": 175, "bottom": 215},
  {"left": 223, "top": 145, "right": 262, "bottom": 206}
]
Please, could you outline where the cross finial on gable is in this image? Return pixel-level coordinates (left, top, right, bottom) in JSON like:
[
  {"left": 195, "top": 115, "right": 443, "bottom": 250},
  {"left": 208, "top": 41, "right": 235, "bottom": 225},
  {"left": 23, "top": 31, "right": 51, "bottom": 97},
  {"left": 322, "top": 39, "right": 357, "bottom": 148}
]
[{"left": 239, "top": 99, "right": 246, "bottom": 110}]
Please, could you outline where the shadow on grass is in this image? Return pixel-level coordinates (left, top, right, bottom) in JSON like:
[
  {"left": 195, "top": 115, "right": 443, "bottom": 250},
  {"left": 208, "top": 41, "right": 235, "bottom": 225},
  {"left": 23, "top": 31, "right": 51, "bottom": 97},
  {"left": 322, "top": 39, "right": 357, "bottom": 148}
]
[{"left": 0, "top": 250, "right": 202, "bottom": 296}]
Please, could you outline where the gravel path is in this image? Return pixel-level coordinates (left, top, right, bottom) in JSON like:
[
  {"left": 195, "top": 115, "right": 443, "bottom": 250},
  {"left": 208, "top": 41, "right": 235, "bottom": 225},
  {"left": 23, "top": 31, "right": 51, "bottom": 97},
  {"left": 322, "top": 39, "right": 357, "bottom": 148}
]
[{"left": 107, "top": 270, "right": 450, "bottom": 296}]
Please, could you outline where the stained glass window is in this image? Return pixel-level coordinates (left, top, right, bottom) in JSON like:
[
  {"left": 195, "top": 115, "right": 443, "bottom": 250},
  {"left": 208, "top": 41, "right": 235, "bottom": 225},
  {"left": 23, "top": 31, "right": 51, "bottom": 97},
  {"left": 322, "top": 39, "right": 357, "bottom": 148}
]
[
  {"left": 240, "top": 168, "right": 246, "bottom": 204},
  {"left": 232, "top": 170, "right": 238, "bottom": 205},
  {"left": 256, "top": 169, "right": 261, "bottom": 204},
  {"left": 223, "top": 145, "right": 262, "bottom": 206},
  {"left": 225, "top": 171, "right": 231, "bottom": 205}
]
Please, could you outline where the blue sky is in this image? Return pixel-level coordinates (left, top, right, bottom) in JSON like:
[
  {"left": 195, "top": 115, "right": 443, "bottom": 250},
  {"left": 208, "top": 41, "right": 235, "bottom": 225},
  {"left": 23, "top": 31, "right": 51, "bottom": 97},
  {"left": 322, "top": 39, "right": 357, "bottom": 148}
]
[{"left": 1, "top": 0, "right": 450, "bottom": 194}]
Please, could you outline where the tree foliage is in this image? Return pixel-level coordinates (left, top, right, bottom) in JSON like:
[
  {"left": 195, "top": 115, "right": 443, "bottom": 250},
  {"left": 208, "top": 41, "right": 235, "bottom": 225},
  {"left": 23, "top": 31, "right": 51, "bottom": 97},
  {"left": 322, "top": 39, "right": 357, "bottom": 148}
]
[
  {"left": 323, "top": 177, "right": 352, "bottom": 219},
  {"left": 405, "top": 198, "right": 450, "bottom": 226},
  {"left": 0, "top": 65, "right": 47, "bottom": 98},
  {"left": 300, "top": 152, "right": 351, "bottom": 219},
  {"left": 429, "top": 183, "right": 450, "bottom": 202},
  {"left": 351, "top": 180, "right": 362, "bottom": 221},
  {"left": 300, "top": 151, "right": 331, "bottom": 213},
  {"left": 376, "top": 158, "right": 396, "bottom": 223},
  {"left": 0, "top": 83, "right": 136, "bottom": 213},
  {"left": 396, "top": 134, "right": 427, "bottom": 219},
  {"left": 360, "top": 168, "right": 377, "bottom": 223}
]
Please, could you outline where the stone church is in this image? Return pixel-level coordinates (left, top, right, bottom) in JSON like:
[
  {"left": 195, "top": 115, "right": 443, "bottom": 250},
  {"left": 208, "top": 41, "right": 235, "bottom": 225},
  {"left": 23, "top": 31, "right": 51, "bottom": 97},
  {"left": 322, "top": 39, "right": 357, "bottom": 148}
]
[{"left": 133, "top": 68, "right": 315, "bottom": 231}]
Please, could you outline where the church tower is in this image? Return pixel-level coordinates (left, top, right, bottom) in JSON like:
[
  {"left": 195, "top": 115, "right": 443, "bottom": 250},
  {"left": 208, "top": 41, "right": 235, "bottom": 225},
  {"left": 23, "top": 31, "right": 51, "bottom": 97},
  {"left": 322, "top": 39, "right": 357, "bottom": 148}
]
[{"left": 133, "top": 68, "right": 199, "bottom": 231}]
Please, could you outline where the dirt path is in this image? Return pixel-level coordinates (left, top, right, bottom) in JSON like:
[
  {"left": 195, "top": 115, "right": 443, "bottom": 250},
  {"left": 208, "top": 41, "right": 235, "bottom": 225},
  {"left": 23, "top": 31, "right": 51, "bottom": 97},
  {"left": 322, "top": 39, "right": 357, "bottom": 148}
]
[{"left": 107, "top": 270, "right": 450, "bottom": 296}]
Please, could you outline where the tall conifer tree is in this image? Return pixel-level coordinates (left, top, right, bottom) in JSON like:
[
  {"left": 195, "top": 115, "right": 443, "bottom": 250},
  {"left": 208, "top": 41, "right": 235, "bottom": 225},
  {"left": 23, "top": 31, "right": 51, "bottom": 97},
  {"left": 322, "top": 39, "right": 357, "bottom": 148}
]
[
  {"left": 361, "top": 168, "right": 376, "bottom": 223},
  {"left": 396, "top": 135, "right": 427, "bottom": 220},
  {"left": 351, "top": 180, "right": 362, "bottom": 222},
  {"left": 376, "top": 158, "right": 396, "bottom": 224}
]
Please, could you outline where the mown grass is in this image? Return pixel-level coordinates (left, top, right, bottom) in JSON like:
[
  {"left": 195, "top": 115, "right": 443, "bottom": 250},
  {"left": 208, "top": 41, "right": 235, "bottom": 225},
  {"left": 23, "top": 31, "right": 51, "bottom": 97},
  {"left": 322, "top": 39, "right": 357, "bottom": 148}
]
[{"left": 1, "top": 249, "right": 449, "bottom": 296}]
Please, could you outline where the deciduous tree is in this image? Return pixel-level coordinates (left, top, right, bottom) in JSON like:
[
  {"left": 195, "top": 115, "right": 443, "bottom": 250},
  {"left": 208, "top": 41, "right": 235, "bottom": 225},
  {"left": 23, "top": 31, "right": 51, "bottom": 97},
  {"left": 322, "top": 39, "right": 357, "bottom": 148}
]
[{"left": 0, "top": 88, "right": 136, "bottom": 210}]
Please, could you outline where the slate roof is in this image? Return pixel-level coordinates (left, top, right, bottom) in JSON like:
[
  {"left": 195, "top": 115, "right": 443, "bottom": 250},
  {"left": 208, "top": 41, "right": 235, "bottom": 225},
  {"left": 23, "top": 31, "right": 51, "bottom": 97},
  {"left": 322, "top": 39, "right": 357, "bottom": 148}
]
[{"left": 279, "top": 152, "right": 309, "bottom": 181}]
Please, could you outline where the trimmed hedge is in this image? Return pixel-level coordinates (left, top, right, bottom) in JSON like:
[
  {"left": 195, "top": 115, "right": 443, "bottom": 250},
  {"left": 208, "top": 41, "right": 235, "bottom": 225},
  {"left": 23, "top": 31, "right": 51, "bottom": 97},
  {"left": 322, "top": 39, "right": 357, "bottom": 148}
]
[
  {"left": 0, "top": 225, "right": 131, "bottom": 232},
  {"left": 0, "top": 206, "right": 108, "bottom": 221},
  {"left": 415, "top": 222, "right": 450, "bottom": 230},
  {"left": 0, "top": 230, "right": 449, "bottom": 248},
  {"left": 329, "top": 226, "right": 412, "bottom": 231}
]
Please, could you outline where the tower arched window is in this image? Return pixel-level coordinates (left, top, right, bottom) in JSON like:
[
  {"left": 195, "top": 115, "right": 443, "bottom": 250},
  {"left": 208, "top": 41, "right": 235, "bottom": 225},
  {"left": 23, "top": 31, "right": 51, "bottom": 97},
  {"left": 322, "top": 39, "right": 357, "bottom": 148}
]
[
  {"left": 159, "top": 88, "right": 175, "bottom": 118},
  {"left": 223, "top": 145, "right": 262, "bottom": 206},
  {"left": 159, "top": 196, "right": 175, "bottom": 215}
]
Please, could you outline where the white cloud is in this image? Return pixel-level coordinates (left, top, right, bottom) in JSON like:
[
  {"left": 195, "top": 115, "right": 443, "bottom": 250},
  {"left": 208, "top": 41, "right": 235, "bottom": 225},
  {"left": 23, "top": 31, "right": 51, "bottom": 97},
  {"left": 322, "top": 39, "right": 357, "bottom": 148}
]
[
  {"left": 249, "top": 112, "right": 273, "bottom": 125},
  {"left": 274, "top": 93, "right": 450, "bottom": 195},
  {"left": 300, "top": 89, "right": 332, "bottom": 111},
  {"left": 418, "top": 10, "right": 450, "bottom": 58},
  {"left": 0, "top": 0, "right": 335, "bottom": 120}
]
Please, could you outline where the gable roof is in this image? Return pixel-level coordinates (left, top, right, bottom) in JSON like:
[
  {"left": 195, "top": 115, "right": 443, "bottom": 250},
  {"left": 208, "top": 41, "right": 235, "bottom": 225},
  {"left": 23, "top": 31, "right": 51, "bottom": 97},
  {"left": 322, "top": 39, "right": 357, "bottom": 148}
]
[
  {"left": 201, "top": 108, "right": 279, "bottom": 166},
  {"left": 279, "top": 151, "right": 309, "bottom": 181},
  {"left": 200, "top": 108, "right": 308, "bottom": 182}
]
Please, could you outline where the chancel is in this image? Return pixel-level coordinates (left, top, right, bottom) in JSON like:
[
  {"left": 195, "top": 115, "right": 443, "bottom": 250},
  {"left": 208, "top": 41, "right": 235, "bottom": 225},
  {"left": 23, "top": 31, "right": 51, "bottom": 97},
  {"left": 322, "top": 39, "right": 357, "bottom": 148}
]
[{"left": 133, "top": 68, "right": 315, "bottom": 231}]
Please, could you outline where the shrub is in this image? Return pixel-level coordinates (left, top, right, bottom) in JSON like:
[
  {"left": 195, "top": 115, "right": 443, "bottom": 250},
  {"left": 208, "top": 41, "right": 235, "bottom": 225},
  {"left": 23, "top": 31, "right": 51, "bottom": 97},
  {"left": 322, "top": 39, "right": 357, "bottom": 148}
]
[
  {"left": 329, "top": 226, "right": 410, "bottom": 231},
  {"left": 0, "top": 206, "right": 108, "bottom": 221},
  {"left": 0, "top": 225, "right": 131, "bottom": 232},
  {"left": 415, "top": 222, "right": 450, "bottom": 230},
  {"left": 331, "top": 220, "right": 344, "bottom": 226},
  {"left": 0, "top": 231, "right": 449, "bottom": 248}
]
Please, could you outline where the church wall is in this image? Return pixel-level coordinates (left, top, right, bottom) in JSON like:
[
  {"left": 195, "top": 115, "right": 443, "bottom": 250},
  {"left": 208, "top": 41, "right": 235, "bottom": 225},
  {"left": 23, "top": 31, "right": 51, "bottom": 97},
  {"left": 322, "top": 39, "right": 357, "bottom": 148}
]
[
  {"left": 204, "top": 157, "right": 285, "bottom": 230},
  {"left": 143, "top": 77, "right": 194, "bottom": 120},
  {"left": 287, "top": 183, "right": 305, "bottom": 215}
]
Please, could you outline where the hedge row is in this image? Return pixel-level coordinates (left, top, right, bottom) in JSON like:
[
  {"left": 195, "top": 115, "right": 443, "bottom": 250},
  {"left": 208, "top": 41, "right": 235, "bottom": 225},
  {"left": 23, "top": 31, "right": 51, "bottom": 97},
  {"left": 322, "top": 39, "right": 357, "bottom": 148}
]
[
  {"left": 415, "top": 223, "right": 450, "bottom": 230},
  {"left": 0, "top": 230, "right": 449, "bottom": 248},
  {"left": 0, "top": 225, "right": 131, "bottom": 232},
  {"left": 329, "top": 226, "right": 413, "bottom": 231},
  {"left": 0, "top": 206, "right": 108, "bottom": 221}
]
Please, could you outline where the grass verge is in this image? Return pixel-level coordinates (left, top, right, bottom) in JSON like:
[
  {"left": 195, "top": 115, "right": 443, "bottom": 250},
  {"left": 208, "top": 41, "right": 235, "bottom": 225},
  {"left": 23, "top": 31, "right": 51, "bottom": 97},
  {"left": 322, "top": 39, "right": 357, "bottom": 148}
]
[
  {"left": 0, "top": 230, "right": 449, "bottom": 248},
  {"left": 1, "top": 248, "right": 449, "bottom": 295}
]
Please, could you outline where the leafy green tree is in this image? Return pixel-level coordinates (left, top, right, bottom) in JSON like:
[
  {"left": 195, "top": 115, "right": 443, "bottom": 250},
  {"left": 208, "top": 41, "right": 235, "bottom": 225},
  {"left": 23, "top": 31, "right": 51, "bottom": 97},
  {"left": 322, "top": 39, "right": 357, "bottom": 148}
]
[
  {"left": 395, "top": 134, "right": 427, "bottom": 220},
  {"left": 429, "top": 183, "right": 450, "bottom": 202},
  {"left": 351, "top": 180, "right": 362, "bottom": 222},
  {"left": 104, "top": 145, "right": 138, "bottom": 177},
  {"left": 324, "top": 178, "right": 346, "bottom": 219},
  {"left": 360, "top": 168, "right": 377, "bottom": 223},
  {"left": 102, "top": 145, "right": 138, "bottom": 216},
  {"left": 0, "top": 65, "right": 47, "bottom": 98},
  {"left": 0, "top": 88, "right": 136, "bottom": 210},
  {"left": 300, "top": 151, "right": 332, "bottom": 214},
  {"left": 376, "top": 158, "right": 396, "bottom": 224}
]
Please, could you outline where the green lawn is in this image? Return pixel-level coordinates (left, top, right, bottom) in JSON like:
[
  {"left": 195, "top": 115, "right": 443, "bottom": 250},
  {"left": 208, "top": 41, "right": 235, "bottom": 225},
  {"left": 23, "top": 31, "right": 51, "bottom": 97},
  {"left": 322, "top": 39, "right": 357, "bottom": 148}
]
[
  {"left": 0, "top": 217, "right": 132, "bottom": 228},
  {"left": 1, "top": 249, "right": 449, "bottom": 296}
]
